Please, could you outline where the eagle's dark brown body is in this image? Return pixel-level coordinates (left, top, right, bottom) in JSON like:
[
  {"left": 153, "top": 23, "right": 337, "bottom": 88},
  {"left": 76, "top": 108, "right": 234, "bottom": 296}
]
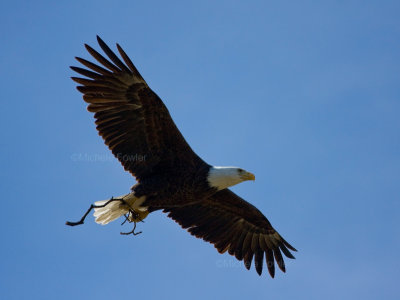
[
  {"left": 70, "top": 36, "right": 297, "bottom": 278},
  {"left": 132, "top": 163, "right": 215, "bottom": 211}
]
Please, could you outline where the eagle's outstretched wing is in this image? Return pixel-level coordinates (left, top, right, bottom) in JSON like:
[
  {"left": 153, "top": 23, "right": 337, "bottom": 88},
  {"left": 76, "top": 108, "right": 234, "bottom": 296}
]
[
  {"left": 71, "top": 36, "right": 203, "bottom": 181},
  {"left": 164, "top": 189, "right": 296, "bottom": 277}
]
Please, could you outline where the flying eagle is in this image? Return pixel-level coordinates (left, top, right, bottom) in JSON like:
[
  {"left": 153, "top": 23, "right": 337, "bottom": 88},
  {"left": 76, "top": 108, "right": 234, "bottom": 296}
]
[{"left": 66, "top": 36, "right": 296, "bottom": 278}]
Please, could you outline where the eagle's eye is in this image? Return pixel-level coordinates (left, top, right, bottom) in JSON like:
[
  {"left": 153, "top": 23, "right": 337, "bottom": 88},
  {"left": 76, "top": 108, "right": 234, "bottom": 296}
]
[{"left": 238, "top": 169, "right": 244, "bottom": 173}]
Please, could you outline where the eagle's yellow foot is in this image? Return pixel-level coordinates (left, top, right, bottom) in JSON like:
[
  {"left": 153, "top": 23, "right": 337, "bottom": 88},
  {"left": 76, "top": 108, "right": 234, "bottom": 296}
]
[
  {"left": 120, "top": 210, "right": 146, "bottom": 225},
  {"left": 128, "top": 209, "right": 149, "bottom": 223},
  {"left": 120, "top": 208, "right": 148, "bottom": 235}
]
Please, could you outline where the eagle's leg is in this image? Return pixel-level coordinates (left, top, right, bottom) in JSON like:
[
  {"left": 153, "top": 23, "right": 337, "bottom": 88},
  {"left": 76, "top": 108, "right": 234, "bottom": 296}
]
[
  {"left": 120, "top": 212, "right": 144, "bottom": 225},
  {"left": 66, "top": 197, "right": 126, "bottom": 226}
]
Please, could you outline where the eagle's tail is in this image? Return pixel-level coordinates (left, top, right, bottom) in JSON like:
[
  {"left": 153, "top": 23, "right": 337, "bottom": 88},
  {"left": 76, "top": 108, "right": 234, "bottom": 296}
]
[
  {"left": 93, "top": 194, "right": 148, "bottom": 225},
  {"left": 93, "top": 196, "right": 129, "bottom": 225}
]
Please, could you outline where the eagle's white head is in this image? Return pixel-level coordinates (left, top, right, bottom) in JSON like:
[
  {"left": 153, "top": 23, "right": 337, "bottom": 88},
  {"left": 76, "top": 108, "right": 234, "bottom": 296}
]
[{"left": 207, "top": 166, "right": 255, "bottom": 191}]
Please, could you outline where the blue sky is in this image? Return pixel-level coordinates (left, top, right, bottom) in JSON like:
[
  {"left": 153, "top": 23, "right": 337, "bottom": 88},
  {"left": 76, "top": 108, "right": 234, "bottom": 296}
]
[{"left": 1, "top": 1, "right": 399, "bottom": 299}]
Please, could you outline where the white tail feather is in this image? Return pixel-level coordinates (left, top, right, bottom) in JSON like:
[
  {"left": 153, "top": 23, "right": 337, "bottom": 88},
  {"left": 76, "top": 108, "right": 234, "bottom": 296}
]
[
  {"left": 93, "top": 197, "right": 128, "bottom": 225},
  {"left": 93, "top": 193, "right": 147, "bottom": 225}
]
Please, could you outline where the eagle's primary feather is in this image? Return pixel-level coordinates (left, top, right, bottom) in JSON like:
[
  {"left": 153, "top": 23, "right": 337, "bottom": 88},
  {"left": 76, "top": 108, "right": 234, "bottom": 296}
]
[{"left": 69, "top": 36, "right": 297, "bottom": 278}]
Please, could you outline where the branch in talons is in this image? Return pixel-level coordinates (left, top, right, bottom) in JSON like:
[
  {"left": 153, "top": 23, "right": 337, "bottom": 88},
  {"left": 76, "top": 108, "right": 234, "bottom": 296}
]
[
  {"left": 121, "top": 214, "right": 130, "bottom": 226},
  {"left": 65, "top": 197, "right": 125, "bottom": 226},
  {"left": 120, "top": 221, "right": 142, "bottom": 236}
]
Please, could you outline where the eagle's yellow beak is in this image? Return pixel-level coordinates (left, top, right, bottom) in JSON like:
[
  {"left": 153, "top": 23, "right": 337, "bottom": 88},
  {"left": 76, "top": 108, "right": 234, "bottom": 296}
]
[{"left": 243, "top": 172, "right": 256, "bottom": 181}]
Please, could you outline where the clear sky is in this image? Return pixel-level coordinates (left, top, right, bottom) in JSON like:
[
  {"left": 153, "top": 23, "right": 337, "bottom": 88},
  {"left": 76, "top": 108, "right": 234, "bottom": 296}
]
[{"left": 1, "top": 1, "right": 399, "bottom": 299}]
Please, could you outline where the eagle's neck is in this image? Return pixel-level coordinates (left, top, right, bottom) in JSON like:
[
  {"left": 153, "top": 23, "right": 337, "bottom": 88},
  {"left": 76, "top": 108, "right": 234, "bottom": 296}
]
[{"left": 207, "top": 166, "right": 243, "bottom": 191}]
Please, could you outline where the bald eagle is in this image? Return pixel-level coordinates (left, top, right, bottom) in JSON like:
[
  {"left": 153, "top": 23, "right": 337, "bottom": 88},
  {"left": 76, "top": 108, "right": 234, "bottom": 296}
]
[{"left": 66, "top": 36, "right": 296, "bottom": 278}]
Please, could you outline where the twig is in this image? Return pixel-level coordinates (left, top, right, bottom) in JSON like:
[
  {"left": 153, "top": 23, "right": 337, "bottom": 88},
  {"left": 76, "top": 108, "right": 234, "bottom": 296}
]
[
  {"left": 120, "top": 221, "right": 142, "bottom": 236},
  {"left": 65, "top": 197, "right": 125, "bottom": 226}
]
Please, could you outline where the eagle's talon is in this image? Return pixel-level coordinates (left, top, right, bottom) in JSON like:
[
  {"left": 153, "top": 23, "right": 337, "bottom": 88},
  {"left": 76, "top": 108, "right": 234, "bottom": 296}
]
[{"left": 129, "top": 209, "right": 138, "bottom": 219}]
